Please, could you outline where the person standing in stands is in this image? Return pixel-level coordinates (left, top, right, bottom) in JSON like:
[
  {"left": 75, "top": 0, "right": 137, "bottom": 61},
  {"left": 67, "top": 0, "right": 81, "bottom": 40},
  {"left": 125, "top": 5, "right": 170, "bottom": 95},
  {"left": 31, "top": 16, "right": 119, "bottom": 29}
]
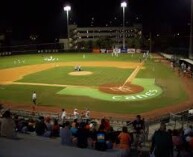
[
  {"left": 35, "top": 116, "right": 48, "bottom": 136},
  {"left": 150, "top": 122, "right": 173, "bottom": 157},
  {"left": 95, "top": 125, "right": 107, "bottom": 151},
  {"left": 61, "top": 108, "right": 66, "bottom": 124},
  {"left": 0, "top": 110, "right": 16, "bottom": 138},
  {"left": 132, "top": 115, "right": 145, "bottom": 134},
  {"left": 60, "top": 121, "right": 72, "bottom": 146},
  {"left": 73, "top": 108, "right": 79, "bottom": 120},
  {"left": 85, "top": 108, "right": 90, "bottom": 119},
  {"left": 117, "top": 126, "right": 132, "bottom": 157},
  {"left": 77, "top": 122, "right": 89, "bottom": 148},
  {"left": 131, "top": 115, "right": 145, "bottom": 150}
]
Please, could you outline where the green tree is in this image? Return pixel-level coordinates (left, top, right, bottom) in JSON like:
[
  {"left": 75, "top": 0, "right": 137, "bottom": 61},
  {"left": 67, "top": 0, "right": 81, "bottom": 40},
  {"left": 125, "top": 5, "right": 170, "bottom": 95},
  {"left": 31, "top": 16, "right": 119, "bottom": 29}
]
[
  {"left": 142, "top": 36, "right": 151, "bottom": 50},
  {"left": 87, "top": 40, "right": 94, "bottom": 49},
  {"left": 133, "top": 37, "right": 142, "bottom": 49},
  {"left": 77, "top": 41, "right": 86, "bottom": 49},
  {"left": 95, "top": 38, "right": 102, "bottom": 48},
  {"left": 126, "top": 38, "right": 134, "bottom": 48},
  {"left": 95, "top": 37, "right": 114, "bottom": 49}
]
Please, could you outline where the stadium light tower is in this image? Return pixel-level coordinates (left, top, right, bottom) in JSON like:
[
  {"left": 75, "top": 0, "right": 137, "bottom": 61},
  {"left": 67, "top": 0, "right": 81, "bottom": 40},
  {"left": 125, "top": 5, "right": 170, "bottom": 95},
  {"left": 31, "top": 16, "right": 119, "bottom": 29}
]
[
  {"left": 121, "top": 1, "right": 127, "bottom": 50},
  {"left": 64, "top": 5, "right": 71, "bottom": 39},
  {"left": 189, "top": 0, "right": 193, "bottom": 59}
]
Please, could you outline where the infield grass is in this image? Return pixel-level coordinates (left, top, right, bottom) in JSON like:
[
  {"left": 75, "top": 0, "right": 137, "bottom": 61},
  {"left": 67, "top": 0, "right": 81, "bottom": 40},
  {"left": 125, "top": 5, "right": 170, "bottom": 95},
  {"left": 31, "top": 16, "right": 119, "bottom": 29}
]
[{"left": 17, "top": 67, "right": 134, "bottom": 86}]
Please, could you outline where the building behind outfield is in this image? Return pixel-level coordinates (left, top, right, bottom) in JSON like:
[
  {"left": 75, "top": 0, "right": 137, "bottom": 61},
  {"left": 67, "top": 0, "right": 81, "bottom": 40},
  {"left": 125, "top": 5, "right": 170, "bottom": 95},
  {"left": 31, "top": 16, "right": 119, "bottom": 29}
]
[{"left": 61, "top": 24, "right": 142, "bottom": 49}]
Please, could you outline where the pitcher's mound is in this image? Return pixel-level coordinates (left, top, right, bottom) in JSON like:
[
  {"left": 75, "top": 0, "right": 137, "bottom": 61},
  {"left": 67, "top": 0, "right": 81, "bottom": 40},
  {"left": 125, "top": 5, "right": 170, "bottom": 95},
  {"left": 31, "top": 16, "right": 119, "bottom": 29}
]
[
  {"left": 69, "top": 71, "right": 93, "bottom": 76},
  {"left": 99, "top": 83, "right": 144, "bottom": 95}
]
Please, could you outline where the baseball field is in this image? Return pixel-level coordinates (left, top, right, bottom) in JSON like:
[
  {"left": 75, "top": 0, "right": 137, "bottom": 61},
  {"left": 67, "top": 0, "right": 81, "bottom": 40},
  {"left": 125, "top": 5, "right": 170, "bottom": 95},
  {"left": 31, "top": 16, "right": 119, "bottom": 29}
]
[{"left": 0, "top": 52, "right": 192, "bottom": 120}]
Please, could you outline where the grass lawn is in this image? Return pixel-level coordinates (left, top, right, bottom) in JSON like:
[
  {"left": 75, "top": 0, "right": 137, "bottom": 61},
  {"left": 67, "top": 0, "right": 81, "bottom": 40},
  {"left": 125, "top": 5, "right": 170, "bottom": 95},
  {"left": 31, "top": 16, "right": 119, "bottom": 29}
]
[
  {"left": 0, "top": 53, "right": 189, "bottom": 114},
  {"left": 17, "top": 67, "right": 134, "bottom": 86}
]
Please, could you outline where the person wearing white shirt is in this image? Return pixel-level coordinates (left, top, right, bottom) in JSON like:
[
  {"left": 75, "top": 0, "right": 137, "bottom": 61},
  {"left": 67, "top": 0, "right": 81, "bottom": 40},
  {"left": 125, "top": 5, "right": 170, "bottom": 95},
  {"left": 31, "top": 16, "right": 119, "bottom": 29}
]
[
  {"left": 85, "top": 109, "right": 90, "bottom": 119},
  {"left": 32, "top": 91, "right": 37, "bottom": 105},
  {"left": 61, "top": 109, "right": 66, "bottom": 123},
  {"left": 73, "top": 109, "right": 79, "bottom": 119},
  {"left": 32, "top": 91, "right": 37, "bottom": 111}
]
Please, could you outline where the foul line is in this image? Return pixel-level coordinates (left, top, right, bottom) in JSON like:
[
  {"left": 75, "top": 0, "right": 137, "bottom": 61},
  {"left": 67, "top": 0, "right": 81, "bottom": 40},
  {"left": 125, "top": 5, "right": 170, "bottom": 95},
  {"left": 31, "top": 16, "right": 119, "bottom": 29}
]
[
  {"left": 9, "top": 82, "right": 97, "bottom": 89},
  {"left": 121, "top": 62, "right": 144, "bottom": 87}
]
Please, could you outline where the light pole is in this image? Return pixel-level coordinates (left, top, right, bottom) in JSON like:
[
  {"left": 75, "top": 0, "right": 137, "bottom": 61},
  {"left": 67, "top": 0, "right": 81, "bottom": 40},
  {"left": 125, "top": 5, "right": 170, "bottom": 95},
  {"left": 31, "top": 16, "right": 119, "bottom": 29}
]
[
  {"left": 121, "top": 1, "right": 127, "bottom": 50},
  {"left": 189, "top": 0, "right": 193, "bottom": 59},
  {"left": 149, "top": 32, "right": 152, "bottom": 53},
  {"left": 64, "top": 5, "right": 71, "bottom": 40}
]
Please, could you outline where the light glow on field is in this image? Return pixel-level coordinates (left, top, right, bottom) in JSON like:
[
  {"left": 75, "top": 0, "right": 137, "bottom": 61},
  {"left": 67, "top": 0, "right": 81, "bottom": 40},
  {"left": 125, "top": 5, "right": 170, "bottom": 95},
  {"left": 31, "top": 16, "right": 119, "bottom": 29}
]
[{"left": 57, "top": 78, "right": 163, "bottom": 101}]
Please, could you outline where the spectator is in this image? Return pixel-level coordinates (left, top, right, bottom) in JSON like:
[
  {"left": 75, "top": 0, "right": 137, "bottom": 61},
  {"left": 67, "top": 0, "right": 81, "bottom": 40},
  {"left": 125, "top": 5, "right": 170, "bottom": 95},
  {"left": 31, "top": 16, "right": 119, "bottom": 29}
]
[
  {"left": 35, "top": 116, "right": 48, "bottom": 136},
  {"left": 51, "top": 119, "right": 60, "bottom": 137},
  {"left": 70, "top": 121, "right": 78, "bottom": 145},
  {"left": 106, "top": 126, "right": 117, "bottom": 149},
  {"left": 16, "top": 117, "right": 28, "bottom": 133},
  {"left": 60, "top": 121, "right": 72, "bottom": 146},
  {"left": 0, "top": 110, "right": 16, "bottom": 138},
  {"left": 184, "top": 125, "right": 193, "bottom": 137},
  {"left": 183, "top": 126, "right": 193, "bottom": 153},
  {"left": 130, "top": 115, "right": 145, "bottom": 150},
  {"left": 85, "top": 108, "right": 90, "bottom": 119},
  {"left": 28, "top": 118, "right": 35, "bottom": 132},
  {"left": 95, "top": 125, "right": 107, "bottom": 151},
  {"left": 132, "top": 115, "right": 145, "bottom": 134},
  {"left": 100, "top": 117, "right": 110, "bottom": 132},
  {"left": 70, "top": 121, "right": 78, "bottom": 137},
  {"left": 88, "top": 124, "right": 97, "bottom": 149},
  {"left": 150, "top": 122, "right": 173, "bottom": 157},
  {"left": 45, "top": 117, "right": 52, "bottom": 130},
  {"left": 172, "top": 129, "right": 183, "bottom": 157},
  {"left": 189, "top": 133, "right": 193, "bottom": 150},
  {"left": 73, "top": 108, "right": 79, "bottom": 120},
  {"left": 117, "top": 126, "right": 132, "bottom": 157},
  {"left": 43, "top": 116, "right": 52, "bottom": 137},
  {"left": 77, "top": 122, "right": 89, "bottom": 148},
  {"left": 60, "top": 108, "right": 66, "bottom": 124}
]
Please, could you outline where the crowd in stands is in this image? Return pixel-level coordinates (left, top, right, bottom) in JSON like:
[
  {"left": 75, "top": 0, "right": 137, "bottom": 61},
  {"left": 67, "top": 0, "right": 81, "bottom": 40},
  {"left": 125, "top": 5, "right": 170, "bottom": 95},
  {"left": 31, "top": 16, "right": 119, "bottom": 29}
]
[
  {"left": 1, "top": 106, "right": 193, "bottom": 157},
  {"left": 170, "top": 60, "right": 193, "bottom": 78},
  {"left": 0, "top": 109, "right": 132, "bottom": 155},
  {"left": 150, "top": 122, "right": 193, "bottom": 157}
]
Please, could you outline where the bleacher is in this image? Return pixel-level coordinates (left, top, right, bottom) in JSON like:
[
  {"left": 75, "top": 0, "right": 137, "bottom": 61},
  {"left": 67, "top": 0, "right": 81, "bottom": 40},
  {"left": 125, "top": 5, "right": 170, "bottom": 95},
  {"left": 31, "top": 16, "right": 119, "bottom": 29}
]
[
  {"left": 8, "top": 107, "right": 193, "bottom": 136},
  {"left": 1, "top": 105, "right": 193, "bottom": 157}
]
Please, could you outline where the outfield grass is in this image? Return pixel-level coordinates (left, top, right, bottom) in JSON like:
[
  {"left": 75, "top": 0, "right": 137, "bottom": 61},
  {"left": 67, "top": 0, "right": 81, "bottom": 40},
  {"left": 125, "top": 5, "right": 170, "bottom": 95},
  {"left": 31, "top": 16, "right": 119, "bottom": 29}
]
[
  {"left": 0, "top": 53, "right": 189, "bottom": 114},
  {"left": 0, "top": 53, "right": 140, "bottom": 69}
]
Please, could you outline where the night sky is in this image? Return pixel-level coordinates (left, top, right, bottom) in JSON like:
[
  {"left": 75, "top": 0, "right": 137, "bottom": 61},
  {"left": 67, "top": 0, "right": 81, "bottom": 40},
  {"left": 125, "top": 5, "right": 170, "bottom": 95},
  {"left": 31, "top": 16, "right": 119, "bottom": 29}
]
[{"left": 0, "top": 0, "right": 191, "bottom": 41}]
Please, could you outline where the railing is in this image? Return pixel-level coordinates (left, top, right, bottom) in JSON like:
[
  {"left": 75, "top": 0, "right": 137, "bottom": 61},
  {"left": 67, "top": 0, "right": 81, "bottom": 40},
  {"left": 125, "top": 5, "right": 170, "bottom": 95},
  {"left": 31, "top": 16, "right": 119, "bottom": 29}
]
[{"left": 6, "top": 107, "right": 193, "bottom": 133}]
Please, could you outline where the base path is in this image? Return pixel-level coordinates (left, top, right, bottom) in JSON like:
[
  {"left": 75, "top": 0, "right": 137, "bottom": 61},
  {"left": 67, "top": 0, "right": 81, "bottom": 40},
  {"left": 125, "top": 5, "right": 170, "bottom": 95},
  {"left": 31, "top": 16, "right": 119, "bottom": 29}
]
[
  {"left": 98, "top": 62, "right": 145, "bottom": 95},
  {"left": 122, "top": 62, "right": 144, "bottom": 86}
]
